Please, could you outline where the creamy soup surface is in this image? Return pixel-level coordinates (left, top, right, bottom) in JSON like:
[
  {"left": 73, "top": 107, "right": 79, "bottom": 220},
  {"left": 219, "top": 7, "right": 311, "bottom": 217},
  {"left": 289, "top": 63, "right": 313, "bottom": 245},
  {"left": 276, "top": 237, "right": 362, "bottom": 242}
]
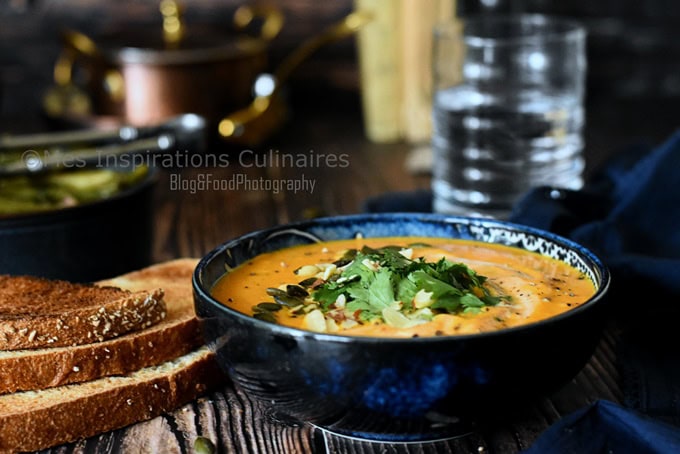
[{"left": 211, "top": 237, "right": 597, "bottom": 337}]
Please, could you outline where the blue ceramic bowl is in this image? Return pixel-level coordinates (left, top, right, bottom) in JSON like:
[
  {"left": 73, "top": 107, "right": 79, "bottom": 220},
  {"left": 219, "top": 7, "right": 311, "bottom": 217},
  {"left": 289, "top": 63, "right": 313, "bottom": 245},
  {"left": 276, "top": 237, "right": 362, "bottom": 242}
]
[{"left": 193, "top": 213, "right": 610, "bottom": 441}]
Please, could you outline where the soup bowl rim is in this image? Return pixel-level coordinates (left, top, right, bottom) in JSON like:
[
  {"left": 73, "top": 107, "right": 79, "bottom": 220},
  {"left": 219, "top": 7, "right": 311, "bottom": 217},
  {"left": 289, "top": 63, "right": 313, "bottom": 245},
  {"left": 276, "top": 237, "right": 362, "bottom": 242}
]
[{"left": 193, "top": 212, "right": 610, "bottom": 344}]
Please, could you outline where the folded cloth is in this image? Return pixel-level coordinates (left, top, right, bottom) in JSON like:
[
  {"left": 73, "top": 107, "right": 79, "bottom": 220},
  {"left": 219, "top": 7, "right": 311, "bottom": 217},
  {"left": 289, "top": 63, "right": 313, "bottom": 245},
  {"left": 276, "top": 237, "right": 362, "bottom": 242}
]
[
  {"left": 510, "top": 134, "right": 680, "bottom": 298},
  {"left": 363, "top": 131, "right": 680, "bottom": 450},
  {"left": 522, "top": 400, "right": 680, "bottom": 454},
  {"left": 511, "top": 132, "right": 680, "bottom": 443}
]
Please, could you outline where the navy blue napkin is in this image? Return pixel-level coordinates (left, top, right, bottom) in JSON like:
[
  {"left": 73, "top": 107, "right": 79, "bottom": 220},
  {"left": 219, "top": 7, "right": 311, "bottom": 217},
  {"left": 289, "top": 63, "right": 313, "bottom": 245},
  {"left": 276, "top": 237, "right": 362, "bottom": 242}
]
[
  {"left": 363, "top": 131, "right": 680, "bottom": 451},
  {"left": 510, "top": 133, "right": 680, "bottom": 299},
  {"left": 522, "top": 400, "right": 680, "bottom": 454},
  {"left": 512, "top": 132, "right": 680, "bottom": 452}
]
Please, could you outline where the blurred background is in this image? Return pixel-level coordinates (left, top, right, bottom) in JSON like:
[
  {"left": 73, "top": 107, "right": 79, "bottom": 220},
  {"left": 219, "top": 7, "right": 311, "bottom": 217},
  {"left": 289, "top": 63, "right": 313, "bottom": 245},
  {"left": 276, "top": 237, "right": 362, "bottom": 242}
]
[
  {"left": 0, "top": 0, "right": 357, "bottom": 120},
  {"left": 0, "top": 0, "right": 678, "bottom": 162}
]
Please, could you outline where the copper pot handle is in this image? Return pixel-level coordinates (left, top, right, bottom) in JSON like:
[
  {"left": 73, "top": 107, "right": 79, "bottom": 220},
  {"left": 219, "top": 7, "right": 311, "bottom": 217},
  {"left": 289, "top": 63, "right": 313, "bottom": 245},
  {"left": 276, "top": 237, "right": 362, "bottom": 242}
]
[
  {"left": 53, "top": 29, "right": 125, "bottom": 103},
  {"left": 218, "top": 10, "right": 372, "bottom": 143},
  {"left": 233, "top": 4, "right": 284, "bottom": 41}
]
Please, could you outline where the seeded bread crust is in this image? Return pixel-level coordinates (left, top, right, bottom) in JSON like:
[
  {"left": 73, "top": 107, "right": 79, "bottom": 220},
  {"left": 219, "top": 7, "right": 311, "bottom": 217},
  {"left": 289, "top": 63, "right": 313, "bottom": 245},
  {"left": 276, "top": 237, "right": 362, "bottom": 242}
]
[
  {"left": 0, "top": 346, "right": 222, "bottom": 454},
  {"left": 0, "top": 258, "right": 202, "bottom": 394},
  {"left": 0, "top": 275, "right": 167, "bottom": 350}
]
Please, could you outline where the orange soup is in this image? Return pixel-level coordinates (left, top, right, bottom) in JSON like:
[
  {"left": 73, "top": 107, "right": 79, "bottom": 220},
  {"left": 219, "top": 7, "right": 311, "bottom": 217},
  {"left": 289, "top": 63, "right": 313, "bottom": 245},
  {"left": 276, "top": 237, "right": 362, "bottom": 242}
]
[{"left": 211, "top": 237, "right": 596, "bottom": 337}]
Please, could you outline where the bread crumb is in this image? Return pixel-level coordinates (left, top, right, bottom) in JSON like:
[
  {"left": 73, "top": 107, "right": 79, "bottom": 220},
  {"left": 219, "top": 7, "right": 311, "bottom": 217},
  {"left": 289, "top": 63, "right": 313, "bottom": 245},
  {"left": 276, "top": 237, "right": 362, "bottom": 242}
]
[{"left": 28, "top": 330, "right": 37, "bottom": 342}]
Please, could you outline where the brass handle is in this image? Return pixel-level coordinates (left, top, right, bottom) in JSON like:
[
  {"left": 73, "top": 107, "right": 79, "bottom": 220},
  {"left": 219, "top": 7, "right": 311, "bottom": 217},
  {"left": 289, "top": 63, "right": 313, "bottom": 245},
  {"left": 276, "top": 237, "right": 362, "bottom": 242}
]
[
  {"left": 233, "top": 4, "right": 284, "bottom": 41},
  {"left": 218, "top": 10, "right": 372, "bottom": 143},
  {"left": 160, "top": 0, "right": 185, "bottom": 48},
  {"left": 272, "top": 10, "right": 372, "bottom": 88},
  {"left": 55, "top": 29, "right": 125, "bottom": 103}
]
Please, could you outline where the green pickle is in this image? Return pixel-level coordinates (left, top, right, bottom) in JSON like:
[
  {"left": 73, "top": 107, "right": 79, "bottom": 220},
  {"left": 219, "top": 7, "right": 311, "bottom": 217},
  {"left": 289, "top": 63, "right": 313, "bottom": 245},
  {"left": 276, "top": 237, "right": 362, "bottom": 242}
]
[{"left": 0, "top": 166, "right": 149, "bottom": 216}]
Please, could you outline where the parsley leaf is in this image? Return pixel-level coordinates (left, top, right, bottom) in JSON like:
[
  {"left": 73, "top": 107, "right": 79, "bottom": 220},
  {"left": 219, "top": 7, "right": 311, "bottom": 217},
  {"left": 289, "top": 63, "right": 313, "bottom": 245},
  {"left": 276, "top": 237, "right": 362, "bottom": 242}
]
[
  {"left": 346, "top": 267, "right": 395, "bottom": 320},
  {"left": 293, "top": 245, "right": 508, "bottom": 329},
  {"left": 313, "top": 282, "right": 346, "bottom": 309}
]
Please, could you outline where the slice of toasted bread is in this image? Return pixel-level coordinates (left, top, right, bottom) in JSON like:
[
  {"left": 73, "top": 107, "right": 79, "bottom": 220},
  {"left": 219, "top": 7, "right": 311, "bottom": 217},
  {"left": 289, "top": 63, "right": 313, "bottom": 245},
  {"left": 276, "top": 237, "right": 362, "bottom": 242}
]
[
  {"left": 0, "top": 258, "right": 202, "bottom": 394},
  {"left": 0, "top": 275, "right": 166, "bottom": 350},
  {"left": 0, "top": 346, "right": 222, "bottom": 453}
]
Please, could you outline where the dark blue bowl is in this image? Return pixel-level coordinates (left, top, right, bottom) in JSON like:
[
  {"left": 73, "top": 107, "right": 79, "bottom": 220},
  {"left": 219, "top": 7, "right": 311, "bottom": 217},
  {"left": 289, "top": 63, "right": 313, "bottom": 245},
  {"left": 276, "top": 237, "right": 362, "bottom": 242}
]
[
  {"left": 0, "top": 168, "right": 156, "bottom": 282},
  {"left": 193, "top": 213, "right": 610, "bottom": 441}
]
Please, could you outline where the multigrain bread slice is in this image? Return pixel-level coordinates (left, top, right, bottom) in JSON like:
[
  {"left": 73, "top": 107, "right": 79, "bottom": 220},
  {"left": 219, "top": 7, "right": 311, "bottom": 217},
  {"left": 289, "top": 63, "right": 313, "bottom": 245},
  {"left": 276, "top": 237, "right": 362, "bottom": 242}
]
[
  {"left": 0, "top": 275, "right": 166, "bottom": 350},
  {"left": 0, "top": 258, "right": 203, "bottom": 394},
  {"left": 0, "top": 346, "right": 222, "bottom": 454}
]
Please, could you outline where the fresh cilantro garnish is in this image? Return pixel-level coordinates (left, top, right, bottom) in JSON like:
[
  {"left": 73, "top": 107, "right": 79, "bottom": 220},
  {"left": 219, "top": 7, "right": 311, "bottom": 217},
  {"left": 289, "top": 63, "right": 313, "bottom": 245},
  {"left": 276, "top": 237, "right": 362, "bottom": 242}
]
[
  {"left": 258, "top": 244, "right": 510, "bottom": 331},
  {"left": 346, "top": 268, "right": 395, "bottom": 321},
  {"left": 310, "top": 246, "right": 507, "bottom": 325}
]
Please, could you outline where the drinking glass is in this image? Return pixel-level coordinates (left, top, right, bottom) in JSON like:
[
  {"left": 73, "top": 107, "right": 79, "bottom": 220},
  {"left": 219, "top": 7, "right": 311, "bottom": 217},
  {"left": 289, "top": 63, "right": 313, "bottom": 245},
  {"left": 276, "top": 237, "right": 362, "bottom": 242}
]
[{"left": 431, "top": 14, "right": 587, "bottom": 219}]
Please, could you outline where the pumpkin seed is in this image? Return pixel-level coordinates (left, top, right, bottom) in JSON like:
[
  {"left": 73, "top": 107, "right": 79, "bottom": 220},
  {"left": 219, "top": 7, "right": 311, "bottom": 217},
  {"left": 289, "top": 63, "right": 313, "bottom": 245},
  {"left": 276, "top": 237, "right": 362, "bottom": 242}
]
[
  {"left": 333, "top": 248, "right": 358, "bottom": 267},
  {"left": 294, "top": 264, "right": 321, "bottom": 276},
  {"left": 332, "top": 258, "right": 352, "bottom": 267},
  {"left": 254, "top": 311, "right": 277, "bottom": 323},
  {"left": 286, "top": 284, "right": 309, "bottom": 298},
  {"left": 194, "top": 437, "right": 215, "bottom": 454},
  {"left": 398, "top": 248, "right": 414, "bottom": 259},
  {"left": 266, "top": 288, "right": 303, "bottom": 306},
  {"left": 360, "top": 245, "right": 379, "bottom": 255},
  {"left": 298, "top": 277, "right": 318, "bottom": 287},
  {"left": 256, "top": 302, "right": 283, "bottom": 312},
  {"left": 382, "top": 307, "right": 423, "bottom": 329},
  {"left": 321, "top": 264, "right": 337, "bottom": 280},
  {"left": 304, "top": 309, "right": 327, "bottom": 332},
  {"left": 336, "top": 274, "right": 361, "bottom": 285}
]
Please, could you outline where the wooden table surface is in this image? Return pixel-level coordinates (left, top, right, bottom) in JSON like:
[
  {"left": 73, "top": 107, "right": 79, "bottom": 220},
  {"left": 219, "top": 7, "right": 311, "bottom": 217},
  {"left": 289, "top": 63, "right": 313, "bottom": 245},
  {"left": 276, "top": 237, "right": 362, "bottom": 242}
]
[{"left": 36, "top": 90, "right": 678, "bottom": 454}]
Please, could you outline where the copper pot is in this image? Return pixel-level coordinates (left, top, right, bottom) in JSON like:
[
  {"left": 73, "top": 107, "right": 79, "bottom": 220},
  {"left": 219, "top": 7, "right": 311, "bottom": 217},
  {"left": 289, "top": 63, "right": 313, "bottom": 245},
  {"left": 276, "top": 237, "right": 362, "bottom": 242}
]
[{"left": 45, "top": 3, "right": 370, "bottom": 147}]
